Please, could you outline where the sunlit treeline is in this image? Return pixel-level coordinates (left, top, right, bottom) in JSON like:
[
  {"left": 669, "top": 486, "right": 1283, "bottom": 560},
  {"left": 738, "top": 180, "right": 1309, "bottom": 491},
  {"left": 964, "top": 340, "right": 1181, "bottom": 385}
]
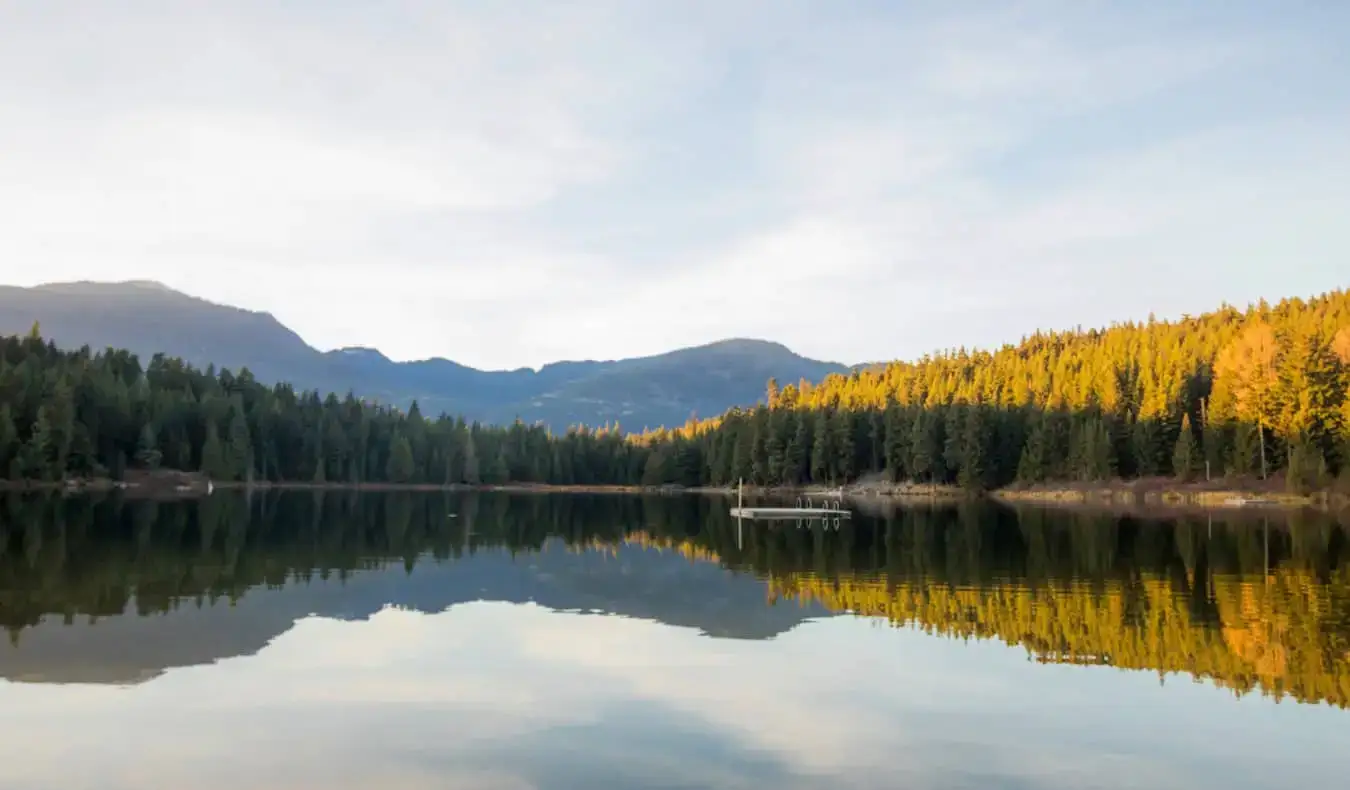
[{"left": 634, "top": 289, "right": 1350, "bottom": 491}]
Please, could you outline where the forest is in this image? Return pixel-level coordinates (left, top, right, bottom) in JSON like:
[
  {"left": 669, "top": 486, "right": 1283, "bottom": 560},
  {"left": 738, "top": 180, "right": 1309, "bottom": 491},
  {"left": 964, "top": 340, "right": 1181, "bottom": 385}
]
[{"left": 0, "top": 288, "right": 1348, "bottom": 493}]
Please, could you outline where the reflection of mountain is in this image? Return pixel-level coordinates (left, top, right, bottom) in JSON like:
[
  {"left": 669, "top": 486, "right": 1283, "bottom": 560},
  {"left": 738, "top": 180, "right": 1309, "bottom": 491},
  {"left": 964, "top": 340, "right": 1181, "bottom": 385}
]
[
  {"left": 0, "top": 539, "right": 827, "bottom": 685},
  {"left": 2, "top": 491, "right": 1349, "bottom": 708}
]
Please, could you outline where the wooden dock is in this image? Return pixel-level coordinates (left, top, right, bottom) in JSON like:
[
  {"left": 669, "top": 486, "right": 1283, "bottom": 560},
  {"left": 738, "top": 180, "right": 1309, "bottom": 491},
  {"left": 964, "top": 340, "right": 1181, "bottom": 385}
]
[
  {"left": 729, "top": 506, "right": 851, "bottom": 519},
  {"left": 729, "top": 479, "right": 851, "bottom": 520}
]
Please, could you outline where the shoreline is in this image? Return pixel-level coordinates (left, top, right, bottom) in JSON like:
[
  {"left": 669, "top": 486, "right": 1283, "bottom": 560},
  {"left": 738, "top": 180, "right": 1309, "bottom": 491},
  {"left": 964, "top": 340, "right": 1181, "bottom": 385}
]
[{"left": 1, "top": 476, "right": 1343, "bottom": 513}]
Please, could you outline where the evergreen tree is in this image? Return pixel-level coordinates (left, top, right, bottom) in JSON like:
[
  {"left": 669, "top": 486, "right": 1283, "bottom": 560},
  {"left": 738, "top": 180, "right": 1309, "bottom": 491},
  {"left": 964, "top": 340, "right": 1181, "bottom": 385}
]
[
  {"left": 958, "top": 407, "right": 992, "bottom": 490},
  {"left": 463, "top": 432, "right": 480, "bottom": 484},
  {"left": 0, "top": 405, "right": 17, "bottom": 473},
  {"left": 135, "top": 423, "right": 162, "bottom": 469},
  {"left": 642, "top": 445, "right": 675, "bottom": 486},
  {"left": 882, "top": 404, "right": 908, "bottom": 482},
  {"left": 386, "top": 435, "right": 415, "bottom": 483},
  {"left": 23, "top": 406, "right": 55, "bottom": 480},
  {"left": 810, "top": 410, "right": 832, "bottom": 483},
  {"left": 765, "top": 411, "right": 787, "bottom": 484},
  {"left": 731, "top": 421, "right": 753, "bottom": 484},
  {"left": 830, "top": 408, "right": 854, "bottom": 482},
  {"left": 199, "top": 419, "right": 228, "bottom": 480},
  {"left": 1172, "top": 414, "right": 1200, "bottom": 481},
  {"left": 750, "top": 411, "right": 769, "bottom": 484},
  {"left": 490, "top": 443, "right": 510, "bottom": 484},
  {"left": 784, "top": 411, "right": 808, "bottom": 484},
  {"left": 227, "top": 406, "right": 253, "bottom": 481},
  {"left": 909, "top": 410, "right": 939, "bottom": 483},
  {"left": 1017, "top": 412, "right": 1048, "bottom": 483},
  {"left": 1230, "top": 421, "right": 1261, "bottom": 477}
]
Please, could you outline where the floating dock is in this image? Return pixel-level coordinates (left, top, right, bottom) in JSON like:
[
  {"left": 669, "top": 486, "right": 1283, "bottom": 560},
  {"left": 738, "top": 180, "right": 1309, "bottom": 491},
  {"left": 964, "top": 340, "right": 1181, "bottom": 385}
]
[
  {"left": 728, "top": 506, "right": 851, "bottom": 519},
  {"left": 729, "top": 480, "right": 851, "bottom": 519}
]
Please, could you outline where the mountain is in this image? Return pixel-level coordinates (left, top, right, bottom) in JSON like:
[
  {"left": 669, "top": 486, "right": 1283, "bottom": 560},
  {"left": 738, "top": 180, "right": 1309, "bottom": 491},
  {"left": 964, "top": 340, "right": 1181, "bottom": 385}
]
[
  {"left": 1, "top": 539, "right": 828, "bottom": 685},
  {"left": 0, "top": 281, "right": 848, "bottom": 431}
]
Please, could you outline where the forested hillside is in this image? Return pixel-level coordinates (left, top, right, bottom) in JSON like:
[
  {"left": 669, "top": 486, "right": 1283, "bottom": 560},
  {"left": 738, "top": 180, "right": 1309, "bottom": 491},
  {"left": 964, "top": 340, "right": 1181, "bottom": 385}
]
[
  {"left": 1, "top": 289, "right": 1348, "bottom": 493},
  {"left": 640, "top": 289, "right": 1350, "bottom": 493}
]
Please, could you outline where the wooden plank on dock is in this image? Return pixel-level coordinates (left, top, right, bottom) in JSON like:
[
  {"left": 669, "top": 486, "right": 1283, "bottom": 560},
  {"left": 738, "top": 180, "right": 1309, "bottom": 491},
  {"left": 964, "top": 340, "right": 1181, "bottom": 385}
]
[{"left": 730, "top": 507, "right": 851, "bottom": 518}]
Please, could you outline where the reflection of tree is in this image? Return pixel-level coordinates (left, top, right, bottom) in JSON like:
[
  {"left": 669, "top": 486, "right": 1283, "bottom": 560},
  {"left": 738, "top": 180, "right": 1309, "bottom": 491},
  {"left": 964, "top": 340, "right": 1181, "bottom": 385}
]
[
  {"left": 672, "top": 506, "right": 1350, "bottom": 709},
  {"left": 1, "top": 492, "right": 1348, "bottom": 708}
]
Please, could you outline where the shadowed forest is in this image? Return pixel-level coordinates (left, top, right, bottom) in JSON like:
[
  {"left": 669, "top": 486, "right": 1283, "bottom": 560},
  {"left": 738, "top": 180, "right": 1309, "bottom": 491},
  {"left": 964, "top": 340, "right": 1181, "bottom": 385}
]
[
  {"left": 1, "top": 290, "right": 1347, "bottom": 495},
  {"left": 2, "top": 491, "right": 1347, "bottom": 708}
]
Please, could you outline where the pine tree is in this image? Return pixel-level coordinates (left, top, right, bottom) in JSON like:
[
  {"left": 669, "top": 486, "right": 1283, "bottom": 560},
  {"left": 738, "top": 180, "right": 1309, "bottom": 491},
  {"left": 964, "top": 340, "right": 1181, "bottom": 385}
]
[
  {"left": 867, "top": 411, "right": 885, "bottom": 473},
  {"left": 642, "top": 445, "right": 675, "bottom": 486},
  {"left": 882, "top": 404, "right": 908, "bottom": 482},
  {"left": 1274, "top": 330, "right": 1343, "bottom": 463},
  {"left": 830, "top": 408, "right": 854, "bottom": 482},
  {"left": 135, "top": 423, "right": 162, "bottom": 469},
  {"left": 0, "top": 405, "right": 17, "bottom": 475},
  {"left": 958, "top": 407, "right": 991, "bottom": 490},
  {"left": 1229, "top": 421, "right": 1261, "bottom": 477},
  {"left": 909, "top": 410, "right": 939, "bottom": 483},
  {"left": 943, "top": 406, "right": 967, "bottom": 481},
  {"left": 1017, "top": 411, "right": 1048, "bottom": 483},
  {"left": 1132, "top": 418, "right": 1163, "bottom": 477},
  {"left": 1200, "top": 405, "right": 1225, "bottom": 482},
  {"left": 765, "top": 411, "right": 787, "bottom": 484},
  {"left": 810, "top": 410, "right": 832, "bottom": 483},
  {"left": 46, "top": 381, "right": 76, "bottom": 474},
  {"left": 750, "top": 411, "right": 769, "bottom": 484},
  {"left": 1172, "top": 414, "right": 1200, "bottom": 481},
  {"left": 227, "top": 407, "right": 253, "bottom": 481},
  {"left": 386, "top": 434, "right": 415, "bottom": 482},
  {"left": 463, "top": 432, "right": 480, "bottom": 484},
  {"left": 490, "top": 443, "right": 510, "bottom": 484},
  {"left": 1285, "top": 438, "right": 1325, "bottom": 495},
  {"left": 200, "top": 419, "right": 228, "bottom": 480},
  {"left": 784, "top": 410, "right": 808, "bottom": 485},
  {"left": 24, "top": 406, "right": 55, "bottom": 480},
  {"left": 731, "top": 421, "right": 753, "bottom": 484},
  {"left": 1075, "top": 416, "right": 1114, "bottom": 481}
]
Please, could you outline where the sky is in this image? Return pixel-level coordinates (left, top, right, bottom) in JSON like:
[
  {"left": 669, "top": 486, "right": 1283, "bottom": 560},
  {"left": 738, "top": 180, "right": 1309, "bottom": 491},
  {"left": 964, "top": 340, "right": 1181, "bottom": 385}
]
[{"left": 0, "top": 1, "right": 1347, "bottom": 370}]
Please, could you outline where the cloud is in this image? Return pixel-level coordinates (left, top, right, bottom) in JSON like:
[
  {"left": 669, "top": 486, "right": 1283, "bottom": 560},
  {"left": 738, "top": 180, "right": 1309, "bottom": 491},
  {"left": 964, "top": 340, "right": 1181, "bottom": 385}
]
[
  {"left": 0, "top": 2, "right": 1346, "bottom": 368},
  {"left": 2, "top": 601, "right": 1345, "bottom": 789}
]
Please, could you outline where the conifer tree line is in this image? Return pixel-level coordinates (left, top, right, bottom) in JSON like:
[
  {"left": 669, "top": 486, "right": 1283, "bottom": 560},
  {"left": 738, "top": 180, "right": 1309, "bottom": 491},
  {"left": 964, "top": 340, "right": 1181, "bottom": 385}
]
[
  {"left": 1, "top": 289, "right": 1348, "bottom": 492},
  {"left": 0, "top": 324, "right": 643, "bottom": 486},
  {"left": 636, "top": 289, "right": 1350, "bottom": 492}
]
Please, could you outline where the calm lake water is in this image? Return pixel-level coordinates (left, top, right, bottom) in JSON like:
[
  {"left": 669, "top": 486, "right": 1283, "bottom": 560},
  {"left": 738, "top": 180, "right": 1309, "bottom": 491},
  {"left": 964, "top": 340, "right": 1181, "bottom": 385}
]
[{"left": 1, "top": 492, "right": 1347, "bottom": 789}]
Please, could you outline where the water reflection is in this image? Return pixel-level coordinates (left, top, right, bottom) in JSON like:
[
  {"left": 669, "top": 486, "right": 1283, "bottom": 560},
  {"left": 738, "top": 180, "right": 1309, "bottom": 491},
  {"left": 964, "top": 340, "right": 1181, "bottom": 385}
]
[
  {"left": 0, "top": 492, "right": 1348, "bottom": 788},
  {"left": 2, "top": 493, "right": 1350, "bottom": 707}
]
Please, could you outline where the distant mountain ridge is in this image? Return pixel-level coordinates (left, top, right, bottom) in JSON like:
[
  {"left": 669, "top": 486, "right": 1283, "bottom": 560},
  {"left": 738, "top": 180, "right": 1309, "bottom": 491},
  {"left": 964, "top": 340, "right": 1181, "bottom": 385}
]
[{"left": 0, "top": 280, "right": 849, "bottom": 431}]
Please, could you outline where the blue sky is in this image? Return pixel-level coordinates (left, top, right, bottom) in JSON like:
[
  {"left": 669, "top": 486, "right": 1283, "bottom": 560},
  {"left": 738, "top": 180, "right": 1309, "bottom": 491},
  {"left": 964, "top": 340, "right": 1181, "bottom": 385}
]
[{"left": 0, "top": 1, "right": 1347, "bottom": 368}]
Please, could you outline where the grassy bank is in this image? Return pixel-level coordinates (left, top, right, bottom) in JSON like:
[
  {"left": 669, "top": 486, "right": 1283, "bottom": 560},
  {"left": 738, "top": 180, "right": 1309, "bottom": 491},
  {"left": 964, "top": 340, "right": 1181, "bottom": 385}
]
[{"left": 989, "top": 475, "right": 1345, "bottom": 512}]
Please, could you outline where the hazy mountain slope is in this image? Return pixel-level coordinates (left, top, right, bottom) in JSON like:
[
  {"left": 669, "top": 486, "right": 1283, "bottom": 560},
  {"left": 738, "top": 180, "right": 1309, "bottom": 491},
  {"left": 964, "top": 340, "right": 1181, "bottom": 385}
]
[
  {"left": 0, "top": 281, "right": 848, "bottom": 430},
  {"left": 513, "top": 339, "right": 846, "bottom": 430},
  {"left": 0, "top": 281, "right": 338, "bottom": 391}
]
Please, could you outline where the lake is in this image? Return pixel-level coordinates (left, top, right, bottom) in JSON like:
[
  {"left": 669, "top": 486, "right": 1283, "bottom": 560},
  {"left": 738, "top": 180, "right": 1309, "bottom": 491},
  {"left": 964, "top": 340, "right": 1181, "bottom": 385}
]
[{"left": 1, "top": 492, "right": 1347, "bottom": 789}]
